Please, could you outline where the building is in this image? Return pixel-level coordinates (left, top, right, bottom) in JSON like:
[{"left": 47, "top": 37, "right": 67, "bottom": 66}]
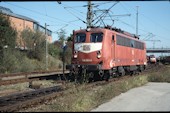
[{"left": 0, "top": 6, "right": 52, "bottom": 47}]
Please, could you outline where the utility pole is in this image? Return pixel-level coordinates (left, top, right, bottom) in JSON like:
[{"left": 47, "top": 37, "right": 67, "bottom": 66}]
[
  {"left": 136, "top": 6, "right": 139, "bottom": 36},
  {"left": 45, "top": 23, "right": 49, "bottom": 70},
  {"left": 63, "top": 41, "right": 65, "bottom": 79},
  {"left": 87, "top": 1, "right": 93, "bottom": 28}
]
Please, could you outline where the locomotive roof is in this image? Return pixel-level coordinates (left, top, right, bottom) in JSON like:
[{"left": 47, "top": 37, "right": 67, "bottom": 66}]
[{"left": 74, "top": 26, "right": 144, "bottom": 43}]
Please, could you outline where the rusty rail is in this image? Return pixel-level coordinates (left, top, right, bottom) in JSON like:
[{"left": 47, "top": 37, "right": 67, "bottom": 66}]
[
  {"left": 0, "top": 70, "right": 69, "bottom": 86},
  {"left": 0, "top": 85, "right": 64, "bottom": 112}
]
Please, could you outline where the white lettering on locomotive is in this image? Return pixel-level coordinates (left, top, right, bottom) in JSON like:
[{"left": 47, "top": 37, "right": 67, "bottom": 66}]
[
  {"left": 82, "top": 59, "right": 92, "bottom": 62},
  {"left": 74, "top": 43, "right": 102, "bottom": 53}
]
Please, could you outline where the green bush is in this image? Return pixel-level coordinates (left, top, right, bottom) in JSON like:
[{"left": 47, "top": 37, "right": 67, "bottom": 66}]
[
  {"left": 20, "top": 56, "right": 35, "bottom": 72},
  {"left": 0, "top": 13, "right": 17, "bottom": 70},
  {"left": 64, "top": 45, "right": 72, "bottom": 65},
  {"left": 48, "top": 55, "right": 63, "bottom": 70},
  {"left": 48, "top": 43, "right": 61, "bottom": 58},
  {"left": 0, "top": 13, "right": 17, "bottom": 50},
  {"left": 0, "top": 14, "right": 65, "bottom": 73},
  {"left": 148, "top": 67, "right": 170, "bottom": 83},
  {"left": 0, "top": 49, "right": 21, "bottom": 73},
  {"left": 21, "top": 28, "right": 46, "bottom": 61}
]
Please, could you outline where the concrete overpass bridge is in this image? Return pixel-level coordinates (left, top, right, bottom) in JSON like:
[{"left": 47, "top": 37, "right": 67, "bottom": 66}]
[{"left": 146, "top": 48, "right": 170, "bottom": 53}]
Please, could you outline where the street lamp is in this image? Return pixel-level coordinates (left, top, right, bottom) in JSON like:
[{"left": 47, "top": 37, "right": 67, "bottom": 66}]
[{"left": 45, "top": 23, "right": 49, "bottom": 70}]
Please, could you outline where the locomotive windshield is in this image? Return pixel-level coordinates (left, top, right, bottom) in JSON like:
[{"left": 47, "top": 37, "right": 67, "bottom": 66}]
[
  {"left": 150, "top": 55, "right": 155, "bottom": 58},
  {"left": 75, "top": 33, "right": 86, "bottom": 43},
  {"left": 90, "top": 33, "right": 103, "bottom": 43}
]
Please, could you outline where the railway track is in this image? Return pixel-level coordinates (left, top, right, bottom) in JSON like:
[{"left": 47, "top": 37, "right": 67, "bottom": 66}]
[
  {"left": 0, "top": 63, "right": 160, "bottom": 86},
  {"left": 0, "top": 70, "right": 69, "bottom": 86},
  {"left": 0, "top": 63, "right": 165, "bottom": 112},
  {"left": 0, "top": 85, "right": 65, "bottom": 112},
  {"left": 0, "top": 70, "right": 69, "bottom": 78},
  {"left": 0, "top": 63, "right": 161, "bottom": 87}
]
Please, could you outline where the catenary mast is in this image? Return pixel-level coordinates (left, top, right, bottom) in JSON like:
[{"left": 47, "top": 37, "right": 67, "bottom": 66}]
[{"left": 86, "top": 1, "right": 93, "bottom": 28}]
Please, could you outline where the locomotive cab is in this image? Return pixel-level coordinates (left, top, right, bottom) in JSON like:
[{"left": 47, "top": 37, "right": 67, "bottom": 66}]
[
  {"left": 73, "top": 31, "right": 104, "bottom": 65},
  {"left": 66, "top": 28, "right": 111, "bottom": 82}
]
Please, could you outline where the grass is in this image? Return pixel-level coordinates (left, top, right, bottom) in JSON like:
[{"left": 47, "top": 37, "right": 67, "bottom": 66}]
[
  {"left": 0, "top": 49, "right": 63, "bottom": 74},
  {"left": 20, "top": 65, "right": 170, "bottom": 112},
  {"left": 148, "top": 66, "right": 170, "bottom": 83}
]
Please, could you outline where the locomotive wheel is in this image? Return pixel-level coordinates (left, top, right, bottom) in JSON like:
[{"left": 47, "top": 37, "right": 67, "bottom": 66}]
[
  {"left": 68, "top": 72, "right": 75, "bottom": 82},
  {"left": 103, "top": 71, "right": 110, "bottom": 81},
  {"left": 93, "top": 72, "right": 102, "bottom": 81},
  {"left": 139, "top": 65, "right": 144, "bottom": 72},
  {"left": 77, "top": 72, "right": 85, "bottom": 84},
  {"left": 130, "top": 70, "right": 137, "bottom": 76},
  {"left": 99, "top": 70, "right": 105, "bottom": 81},
  {"left": 118, "top": 67, "right": 125, "bottom": 76},
  {"left": 74, "top": 69, "right": 83, "bottom": 83},
  {"left": 120, "top": 70, "right": 125, "bottom": 76},
  {"left": 75, "top": 74, "right": 84, "bottom": 84},
  {"left": 74, "top": 73, "right": 79, "bottom": 83},
  {"left": 75, "top": 69, "right": 90, "bottom": 84},
  {"left": 88, "top": 72, "right": 95, "bottom": 83}
]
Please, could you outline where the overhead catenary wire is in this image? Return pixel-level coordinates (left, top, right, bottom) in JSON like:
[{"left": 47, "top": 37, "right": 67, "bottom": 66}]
[
  {"left": 58, "top": 2, "right": 87, "bottom": 24},
  {"left": 3, "top": 2, "right": 82, "bottom": 28},
  {"left": 114, "top": 18, "right": 163, "bottom": 41},
  {"left": 63, "top": 7, "right": 86, "bottom": 24},
  {"left": 121, "top": 2, "right": 170, "bottom": 35},
  {"left": 117, "top": 2, "right": 170, "bottom": 42},
  {"left": 3, "top": 1, "right": 169, "bottom": 43},
  {"left": 92, "top": 1, "right": 119, "bottom": 26},
  {"left": 92, "top": 1, "right": 114, "bottom": 6},
  {"left": 57, "top": 1, "right": 119, "bottom": 28},
  {"left": 63, "top": 5, "right": 87, "bottom": 17}
]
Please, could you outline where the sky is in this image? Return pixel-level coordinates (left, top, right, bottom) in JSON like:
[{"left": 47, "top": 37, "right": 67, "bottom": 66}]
[{"left": 0, "top": 1, "right": 170, "bottom": 56}]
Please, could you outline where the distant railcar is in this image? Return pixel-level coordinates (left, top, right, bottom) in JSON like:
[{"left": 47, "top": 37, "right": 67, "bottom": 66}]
[
  {"left": 66, "top": 27, "right": 147, "bottom": 82},
  {"left": 160, "top": 56, "right": 170, "bottom": 64},
  {"left": 149, "top": 55, "right": 157, "bottom": 64}
]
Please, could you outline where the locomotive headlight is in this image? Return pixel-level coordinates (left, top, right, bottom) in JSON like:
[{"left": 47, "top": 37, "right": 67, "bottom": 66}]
[
  {"left": 97, "top": 50, "right": 102, "bottom": 59},
  {"left": 74, "top": 51, "right": 78, "bottom": 58}
]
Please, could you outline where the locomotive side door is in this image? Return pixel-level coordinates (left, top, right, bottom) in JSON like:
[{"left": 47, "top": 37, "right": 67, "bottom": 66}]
[
  {"left": 111, "top": 34, "right": 115, "bottom": 65},
  {"left": 131, "top": 40, "right": 135, "bottom": 65}
]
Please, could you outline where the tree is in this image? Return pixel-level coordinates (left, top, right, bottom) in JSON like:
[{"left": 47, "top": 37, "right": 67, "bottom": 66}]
[
  {"left": 32, "top": 30, "right": 46, "bottom": 61},
  {"left": 0, "top": 13, "right": 18, "bottom": 73},
  {"left": 20, "top": 28, "right": 34, "bottom": 50},
  {"left": 57, "top": 28, "right": 67, "bottom": 42},
  {"left": 0, "top": 13, "right": 17, "bottom": 62},
  {"left": 67, "top": 33, "right": 73, "bottom": 42},
  {"left": 21, "top": 28, "right": 46, "bottom": 61},
  {"left": 56, "top": 29, "right": 73, "bottom": 64},
  {"left": 0, "top": 13, "right": 17, "bottom": 50},
  {"left": 48, "top": 43, "right": 61, "bottom": 58}
]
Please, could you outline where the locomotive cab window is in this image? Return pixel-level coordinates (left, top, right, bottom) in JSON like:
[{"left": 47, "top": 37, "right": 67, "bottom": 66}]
[
  {"left": 75, "top": 33, "right": 86, "bottom": 43},
  {"left": 131, "top": 40, "right": 135, "bottom": 48},
  {"left": 112, "top": 35, "right": 114, "bottom": 41},
  {"left": 90, "top": 33, "right": 103, "bottom": 43}
]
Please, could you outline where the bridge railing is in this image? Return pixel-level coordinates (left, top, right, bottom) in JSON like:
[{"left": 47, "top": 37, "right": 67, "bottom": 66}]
[
  {"left": 147, "top": 48, "right": 170, "bottom": 50},
  {"left": 146, "top": 48, "right": 170, "bottom": 53}
]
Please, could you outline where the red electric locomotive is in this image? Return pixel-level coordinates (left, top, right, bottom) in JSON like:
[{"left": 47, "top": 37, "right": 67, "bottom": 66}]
[{"left": 66, "top": 26, "right": 147, "bottom": 82}]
